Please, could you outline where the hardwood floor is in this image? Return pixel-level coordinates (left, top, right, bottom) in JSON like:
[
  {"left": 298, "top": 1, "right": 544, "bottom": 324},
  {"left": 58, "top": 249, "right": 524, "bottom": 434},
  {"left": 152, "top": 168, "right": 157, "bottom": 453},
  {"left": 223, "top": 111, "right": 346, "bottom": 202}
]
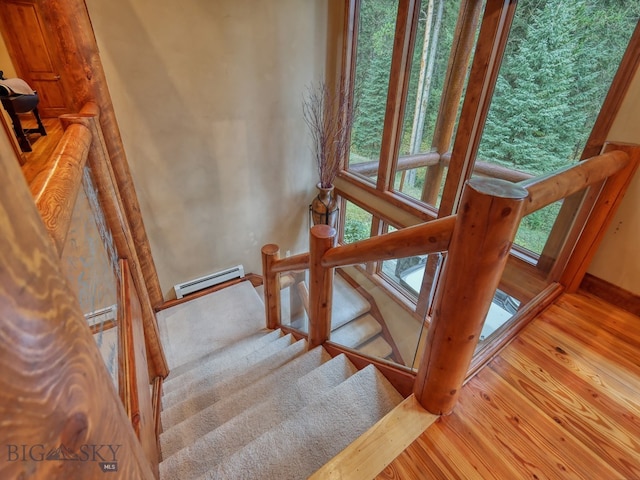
[
  {"left": 19, "top": 117, "right": 64, "bottom": 184},
  {"left": 378, "top": 291, "right": 640, "bottom": 479}
]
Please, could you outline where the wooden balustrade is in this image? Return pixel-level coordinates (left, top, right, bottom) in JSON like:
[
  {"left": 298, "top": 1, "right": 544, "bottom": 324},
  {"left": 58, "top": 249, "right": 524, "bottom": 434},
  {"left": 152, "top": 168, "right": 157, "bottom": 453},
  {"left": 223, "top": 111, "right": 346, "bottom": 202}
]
[
  {"left": 261, "top": 148, "right": 637, "bottom": 415},
  {"left": 261, "top": 244, "right": 282, "bottom": 329},
  {"left": 60, "top": 104, "right": 169, "bottom": 380},
  {"left": 0, "top": 134, "right": 154, "bottom": 479}
]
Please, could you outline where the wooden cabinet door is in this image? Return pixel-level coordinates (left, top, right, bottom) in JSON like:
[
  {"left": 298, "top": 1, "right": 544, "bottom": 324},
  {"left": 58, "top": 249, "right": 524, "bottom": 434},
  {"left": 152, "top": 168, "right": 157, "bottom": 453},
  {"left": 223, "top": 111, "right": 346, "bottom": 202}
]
[{"left": 0, "top": 0, "right": 69, "bottom": 117}]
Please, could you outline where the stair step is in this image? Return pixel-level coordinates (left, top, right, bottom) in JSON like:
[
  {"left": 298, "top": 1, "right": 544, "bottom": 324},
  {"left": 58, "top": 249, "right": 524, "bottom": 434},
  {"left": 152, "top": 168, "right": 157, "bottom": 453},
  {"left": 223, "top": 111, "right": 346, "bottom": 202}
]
[
  {"left": 201, "top": 365, "right": 403, "bottom": 480},
  {"left": 160, "top": 353, "right": 358, "bottom": 476},
  {"left": 331, "top": 274, "right": 371, "bottom": 330},
  {"left": 358, "top": 335, "right": 393, "bottom": 359},
  {"left": 162, "top": 333, "right": 294, "bottom": 408},
  {"left": 164, "top": 329, "right": 283, "bottom": 392},
  {"left": 330, "top": 313, "right": 382, "bottom": 349},
  {"left": 161, "top": 344, "right": 329, "bottom": 433},
  {"left": 162, "top": 337, "right": 307, "bottom": 413}
]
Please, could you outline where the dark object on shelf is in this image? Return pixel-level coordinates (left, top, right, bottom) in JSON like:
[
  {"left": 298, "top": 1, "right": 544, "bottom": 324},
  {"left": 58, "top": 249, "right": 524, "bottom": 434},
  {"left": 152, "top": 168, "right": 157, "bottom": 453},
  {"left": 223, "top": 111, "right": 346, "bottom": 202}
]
[{"left": 0, "top": 71, "right": 47, "bottom": 152}]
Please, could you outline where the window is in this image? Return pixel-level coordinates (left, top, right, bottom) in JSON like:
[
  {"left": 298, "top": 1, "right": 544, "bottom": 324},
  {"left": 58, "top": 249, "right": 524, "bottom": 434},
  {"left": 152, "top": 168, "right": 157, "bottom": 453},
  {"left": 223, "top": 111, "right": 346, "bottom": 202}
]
[{"left": 338, "top": 0, "right": 639, "bottom": 311}]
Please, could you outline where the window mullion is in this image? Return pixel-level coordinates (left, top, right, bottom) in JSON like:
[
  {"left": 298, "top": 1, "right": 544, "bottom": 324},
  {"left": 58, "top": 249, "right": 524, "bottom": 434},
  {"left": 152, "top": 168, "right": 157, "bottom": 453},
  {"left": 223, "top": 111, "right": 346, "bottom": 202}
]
[{"left": 376, "top": 0, "right": 421, "bottom": 193}]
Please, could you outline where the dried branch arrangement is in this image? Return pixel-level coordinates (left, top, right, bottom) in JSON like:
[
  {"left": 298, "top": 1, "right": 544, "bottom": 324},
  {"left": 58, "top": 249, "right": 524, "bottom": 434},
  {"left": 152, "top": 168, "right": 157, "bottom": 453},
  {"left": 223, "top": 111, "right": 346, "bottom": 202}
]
[{"left": 302, "top": 82, "right": 355, "bottom": 188}]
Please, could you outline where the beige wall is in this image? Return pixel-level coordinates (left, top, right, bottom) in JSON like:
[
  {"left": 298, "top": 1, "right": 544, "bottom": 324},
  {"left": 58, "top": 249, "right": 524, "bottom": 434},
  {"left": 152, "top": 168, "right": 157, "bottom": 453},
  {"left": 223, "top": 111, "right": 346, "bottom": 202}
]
[
  {"left": 588, "top": 68, "right": 640, "bottom": 296},
  {"left": 85, "top": 0, "right": 329, "bottom": 298}
]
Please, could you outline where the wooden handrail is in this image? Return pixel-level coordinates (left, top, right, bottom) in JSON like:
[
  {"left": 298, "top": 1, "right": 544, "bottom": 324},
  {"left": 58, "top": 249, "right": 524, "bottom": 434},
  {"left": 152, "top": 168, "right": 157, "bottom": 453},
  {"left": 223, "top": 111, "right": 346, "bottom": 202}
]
[
  {"left": 520, "top": 150, "right": 629, "bottom": 216},
  {"left": 28, "top": 123, "right": 92, "bottom": 256},
  {"left": 270, "top": 252, "right": 310, "bottom": 274},
  {"left": 322, "top": 215, "right": 455, "bottom": 268}
]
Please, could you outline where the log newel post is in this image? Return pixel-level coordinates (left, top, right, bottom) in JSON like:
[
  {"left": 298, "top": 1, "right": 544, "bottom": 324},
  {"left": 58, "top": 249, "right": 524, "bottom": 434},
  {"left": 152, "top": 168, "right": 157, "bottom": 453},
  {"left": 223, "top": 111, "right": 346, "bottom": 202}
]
[
  {"left": 262, "top": 244, "right": 282, "bottom": 330},
  {"left": 414, "top": 178, "right": 527, "bottom": 415},
  {"left": 309, "top": 225, "right": 337, "bottom": 348}
]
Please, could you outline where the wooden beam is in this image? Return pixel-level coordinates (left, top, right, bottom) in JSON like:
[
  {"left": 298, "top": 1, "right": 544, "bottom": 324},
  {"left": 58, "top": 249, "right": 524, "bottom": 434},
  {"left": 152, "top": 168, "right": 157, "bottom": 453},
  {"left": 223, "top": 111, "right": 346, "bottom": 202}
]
[{"left": 0, "top": 129, "right": 154, "bottom": 479}]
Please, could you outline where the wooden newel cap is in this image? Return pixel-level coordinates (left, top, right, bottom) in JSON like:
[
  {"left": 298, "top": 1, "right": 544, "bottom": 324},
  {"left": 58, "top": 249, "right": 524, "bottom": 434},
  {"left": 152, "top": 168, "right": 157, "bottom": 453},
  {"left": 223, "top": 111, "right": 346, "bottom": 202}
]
[
  {"left": 311, "top": 224, "right": 337, "bottom": 239},
  {"left": 261, "top": 244, "right": 280, "bottom": 255},
  {"left": 467, "top": 177, "right": 529, "bottom": 200}
]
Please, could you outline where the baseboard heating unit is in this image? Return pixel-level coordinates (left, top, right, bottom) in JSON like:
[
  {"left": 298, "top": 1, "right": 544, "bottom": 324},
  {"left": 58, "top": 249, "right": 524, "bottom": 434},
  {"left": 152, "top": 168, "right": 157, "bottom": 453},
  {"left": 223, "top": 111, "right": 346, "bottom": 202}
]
[{"left": 173, "top": 265, "right": 245, "bottom": 299}]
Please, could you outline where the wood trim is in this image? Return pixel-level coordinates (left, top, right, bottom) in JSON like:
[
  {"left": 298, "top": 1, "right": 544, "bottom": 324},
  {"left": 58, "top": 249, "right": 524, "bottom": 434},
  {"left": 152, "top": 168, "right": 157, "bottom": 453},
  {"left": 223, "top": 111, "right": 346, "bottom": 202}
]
[
  {"left": 582, "top": 22, "right": 640, "bottom": 159},
  {"left": 580, "top": 273, "right": 640, "bottom": 316},
  {"left": 156, "top": 274, "right": 263, "bottom": 311},
  {"left": 324, "top": 342, "right": 415, "bottom": 398},
  {"left": 309, "top": 395, "right": 437, "bottom": 480},
  {"left": 37, "top": 0, "right": 164, "bottom": 308},
  {"left": 118, "top": 259, "right": 159, "bottom": 477},
  {"left": 0, "top": 128, "right": 154, "bottom": 479},
  {"left": 61, "top": 106, "right": 169, "bottom": 379},
  {"left": 89, "top": 318, "right": 117, "bottom": 335},
  {"left": 152, "top": 377, "right": 163, "bottom": 462},
  {"left": 28, "top": 122, "right": 91, "bottom": 255},
  {"left": 560, "top": 143, "right": 640, "bottom": 292}
]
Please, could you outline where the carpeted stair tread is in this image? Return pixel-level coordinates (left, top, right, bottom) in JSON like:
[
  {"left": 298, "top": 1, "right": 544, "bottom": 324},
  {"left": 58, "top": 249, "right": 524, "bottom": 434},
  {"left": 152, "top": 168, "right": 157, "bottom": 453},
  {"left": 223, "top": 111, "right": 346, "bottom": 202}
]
[
  {"left": 162, "top": 337, "right": 307, "bottom": 412},
  {"left": 160, "top": 353, "right": 358, "bottom": 475},
  {"left": 165, "top": 328, "right": 281, "bottom": 381},
  {"left": 164, "top": 329, "right": 283, "bottom": 392},
  {"left": 161, "top": 345, "right": 330, "bottom": 432},
  {"left": 330, "top": 313, "right": 382, "bottom": 349},
  {"left": 162, "top": 333, "right": 295, "bottom": 407},
  {"left": 198, "top": 365, "right": 403, "bottom": 480},
  {"left": 330, "top": 274, "right": 371, "bottom": 330},
  {"left": 358, "top": 335, "right": 393, "bottom": 359},
  {"left": 158, "top": 282, "right": 266, "bottom": 368}
]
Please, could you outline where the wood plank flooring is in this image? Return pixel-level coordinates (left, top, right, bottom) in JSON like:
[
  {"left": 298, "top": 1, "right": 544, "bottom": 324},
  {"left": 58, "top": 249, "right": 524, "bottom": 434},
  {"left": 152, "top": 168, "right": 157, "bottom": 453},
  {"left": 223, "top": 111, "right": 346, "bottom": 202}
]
[{"left": 378, "top": 291, "right": 640, "bottom": 479}]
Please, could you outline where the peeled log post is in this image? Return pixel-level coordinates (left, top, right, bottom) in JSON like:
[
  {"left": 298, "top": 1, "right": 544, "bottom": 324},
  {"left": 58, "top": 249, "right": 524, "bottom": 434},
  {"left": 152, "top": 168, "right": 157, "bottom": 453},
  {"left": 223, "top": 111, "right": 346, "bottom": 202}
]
[
  {"left": 308, "top": 225, "right": 337, "bottom": 348},
  {"left": 261, "top": 244, "right": 282, "bottom": 330},
  {"left": 414, "top": 178, "right": 527, "bottom": 415}
]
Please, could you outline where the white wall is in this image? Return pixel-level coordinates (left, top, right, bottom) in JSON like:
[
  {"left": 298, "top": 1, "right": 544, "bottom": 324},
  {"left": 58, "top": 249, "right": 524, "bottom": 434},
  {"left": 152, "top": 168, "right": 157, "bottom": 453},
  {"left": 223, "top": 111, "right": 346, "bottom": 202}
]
[
  {"left": 588, "top": 68, "right": 640, "bottom": 295},
  {"left": 85, "top": 0, "right": 328, "bottom": 298}
]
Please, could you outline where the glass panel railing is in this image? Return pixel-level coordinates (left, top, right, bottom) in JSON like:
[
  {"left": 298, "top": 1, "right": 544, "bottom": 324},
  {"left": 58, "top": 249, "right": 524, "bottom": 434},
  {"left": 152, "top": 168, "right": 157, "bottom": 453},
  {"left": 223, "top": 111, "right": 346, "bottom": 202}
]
[
  {"left": 278, "top": 270, "right": 309, "bottom": 335},
  {"left": 60, "top": 167, "right": 120, "bottom": 388}
]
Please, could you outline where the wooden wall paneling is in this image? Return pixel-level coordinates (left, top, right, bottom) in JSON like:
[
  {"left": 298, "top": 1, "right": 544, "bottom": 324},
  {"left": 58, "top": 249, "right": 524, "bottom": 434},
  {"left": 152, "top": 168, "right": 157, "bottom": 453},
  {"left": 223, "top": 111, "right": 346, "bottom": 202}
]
[
  {"left": 28, "top": 122, "right": 92, "bottom": 255},
  {"left": 119, "top": 260, "right": 159, "bottom": 478},
  {"left": 37, "top": 0, "right": 164, "bottom": 308},
  {"left": 0, "top": 131, "right": 154, "bottom": 479},
  {"left": 60, "top": 106, "right": 169, "bottom": 379}
]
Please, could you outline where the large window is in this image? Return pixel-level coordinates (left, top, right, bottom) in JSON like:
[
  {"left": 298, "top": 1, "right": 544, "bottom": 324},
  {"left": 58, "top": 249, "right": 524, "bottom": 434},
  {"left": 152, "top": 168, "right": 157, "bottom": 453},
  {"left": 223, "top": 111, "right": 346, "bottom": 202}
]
[{"left": 340, "top": 0, "right": 639, "bottom": 310}]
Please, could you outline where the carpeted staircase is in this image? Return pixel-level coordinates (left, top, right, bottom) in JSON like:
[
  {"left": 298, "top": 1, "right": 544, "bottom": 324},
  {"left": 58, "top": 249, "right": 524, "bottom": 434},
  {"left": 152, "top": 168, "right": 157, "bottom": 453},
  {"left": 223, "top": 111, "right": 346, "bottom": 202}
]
[{"left": 157, "top": 282, "right": 403, "bottom": 479}]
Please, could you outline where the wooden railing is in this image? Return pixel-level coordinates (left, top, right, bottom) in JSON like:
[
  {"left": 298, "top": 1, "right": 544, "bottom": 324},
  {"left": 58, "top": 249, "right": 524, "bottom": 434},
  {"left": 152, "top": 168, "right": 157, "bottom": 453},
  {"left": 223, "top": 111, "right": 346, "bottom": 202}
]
[
  {"left": 262, "top": 146, "right": 638, "bottom": 415},
  {"left": 0, "top": 118, "right": 157, "bottom": 478}
]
